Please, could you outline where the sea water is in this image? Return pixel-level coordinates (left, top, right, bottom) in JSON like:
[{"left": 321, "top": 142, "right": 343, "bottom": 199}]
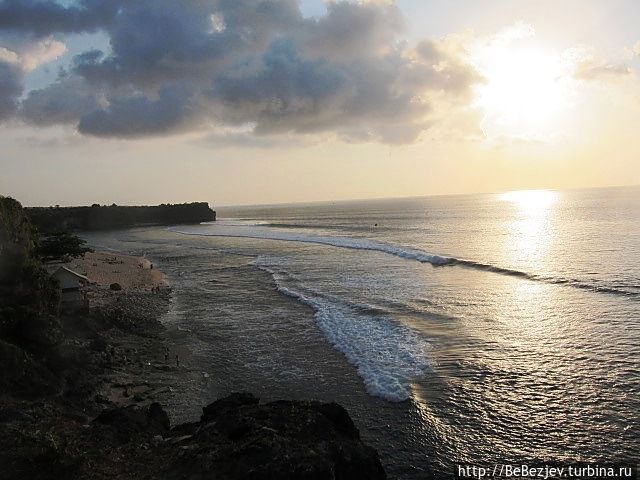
[{"left": 84, "top": 186, "right": 640, "bottom": 479}]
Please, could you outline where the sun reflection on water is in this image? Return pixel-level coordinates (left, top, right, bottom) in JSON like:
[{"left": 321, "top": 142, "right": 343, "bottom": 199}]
[
  {"left": 499, "top": 189, "right": 559, "bottom": 213},
  {"left": 498, "top": 190, "right": 559, "bottom": 265},
  {"left": 495, "top": 190, "right": 563, "bottom": 346}
]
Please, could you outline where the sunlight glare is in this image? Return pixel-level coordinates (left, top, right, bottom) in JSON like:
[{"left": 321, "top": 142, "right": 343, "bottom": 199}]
[
  {"left": 499, "top": 189, "right": 558, "bottom": 213},
  {"left": 474, "top": 44, "right": 572, "bottom": 140}
]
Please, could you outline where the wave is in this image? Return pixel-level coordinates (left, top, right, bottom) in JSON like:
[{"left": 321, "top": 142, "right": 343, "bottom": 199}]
[
  {"left": 170, "top": 226, "right": 454, "bottom": 265},
  {"left": 254, "top": 260, "right": 431, "bottom": 402},
  {"left": 204, "top": 219, "right": 271, "bottom": 227},
  {"left": 169, "top": 226, "right": 639, "bottom": 298}
]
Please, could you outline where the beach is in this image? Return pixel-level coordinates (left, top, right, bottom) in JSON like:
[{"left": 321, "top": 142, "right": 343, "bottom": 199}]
[{"left": 64, "top": 251, "right": 199, "bottom": 412}]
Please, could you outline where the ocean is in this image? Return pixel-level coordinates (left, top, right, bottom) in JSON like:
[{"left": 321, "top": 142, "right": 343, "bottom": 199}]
[{"left": 83, "top": 186, "right": 640, "bottom": 479}]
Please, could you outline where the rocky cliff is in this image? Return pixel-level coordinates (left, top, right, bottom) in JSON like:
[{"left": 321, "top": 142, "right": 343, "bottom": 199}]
[
  {"left": 27, "top": 202, "right": 216, "bottom": 233},
  {"left": 0, "top": 196, "right": 63, "bottom": 396}
]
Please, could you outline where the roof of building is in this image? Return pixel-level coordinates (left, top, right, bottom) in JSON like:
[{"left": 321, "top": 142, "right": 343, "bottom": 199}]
[{"left": 53, "top": 266, "right": 89, "bottom": 282}]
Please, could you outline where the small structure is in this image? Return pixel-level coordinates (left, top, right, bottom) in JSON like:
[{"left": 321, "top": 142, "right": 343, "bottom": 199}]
[
  {"left": 52, "top": 266, "right": 90, "bottom": 313},
  {"left": 52, "top": 266, "right": 89, "bottom": 292}
]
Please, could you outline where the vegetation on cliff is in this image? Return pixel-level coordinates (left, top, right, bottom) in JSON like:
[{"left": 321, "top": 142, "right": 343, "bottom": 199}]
[
  {"left": 0, "top": 196, "right": 62, "bottom": 395},
  {"left": 27, "top": 202, "right": 216, "bottom": 233}
]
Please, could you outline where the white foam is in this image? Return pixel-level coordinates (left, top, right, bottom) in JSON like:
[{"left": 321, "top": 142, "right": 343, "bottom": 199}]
[
  {"left": 255, "top": 260, "right": 430, "bottom": 402},
  {"left": 170, "top": 225, "right": 453, "bottom": 267},
  {"left": 206, "top": 219, "right": 271, "bottom": 227}
]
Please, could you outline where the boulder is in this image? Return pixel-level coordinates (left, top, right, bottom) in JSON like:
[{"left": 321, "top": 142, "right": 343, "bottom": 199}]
[
  {"left": 164, "top": 393, "right": 387, "bottom": 480},
  {"left": 201, "top": 391, "right": 259, "bottom": 422}
]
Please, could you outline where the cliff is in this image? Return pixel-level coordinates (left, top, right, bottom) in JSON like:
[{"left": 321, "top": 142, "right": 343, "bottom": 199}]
[
  {"left": 26, "top": 202, "right": 216, "bottom": 233},
  {"left": 0, "top": 196, "right": 63, "bottom": 396}
]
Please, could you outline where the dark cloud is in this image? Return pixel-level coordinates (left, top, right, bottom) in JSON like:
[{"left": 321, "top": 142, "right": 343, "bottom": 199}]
[
  {"left": 21, "top": 74, "right": 99, "bottom": 125},
  {"left": 211, "top": 40, "right": 349, "bottom": 131},
  {"left": 0, "top": 59, "right": 23, "bottom": 120},
  {"left": 0, "top": 0, "right": 119, "bottom": 36},
  {"left": 78, "top": 84, "right": 196, "bottom": 137},
  {"left": 299, "top": 1, "right": 404, "bottom": 61},
  {"left": 1, "top": 0, "right": 482, "bottom": 143}
]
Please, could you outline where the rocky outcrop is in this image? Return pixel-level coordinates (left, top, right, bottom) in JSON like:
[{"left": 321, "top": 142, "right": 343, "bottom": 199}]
[
  {"left": 91, "top": 392, "right": 387, "bottom": 480},
  {"left": 27, "top": 202, "right": 216, "bottom": 233},
  {"left": 93, "top": 402, "right": 170, "bottom": 443}
]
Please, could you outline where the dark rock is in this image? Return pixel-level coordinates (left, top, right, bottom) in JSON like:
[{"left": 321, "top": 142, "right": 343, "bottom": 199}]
[
  {"left": 93, "top": 403, "right": 170, "bottom": 443},
  {"left": 201, "top": 391, "right": 259, "bottom": 422},
  {"left": 310, "top": 402, "right": 360, "bottom": 439},
  {"left": 94, "top": 394, "right": 111, "bottom": 405},
  {"left": 148, "top": 402, "right": 170, "bottom": 431},
  {"left": 109, "top": 283, "right": 122, "bottom": 291},
  {"left": 165, "top": 393, "right": 386, "bottom": 480},
  {"left": 88, "top": 336, "right": 108, "bottom": 352}
]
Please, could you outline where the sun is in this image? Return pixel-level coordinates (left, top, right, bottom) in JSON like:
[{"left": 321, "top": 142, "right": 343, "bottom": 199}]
[{"left": 473, "top": 40, "right": 572, "bottom": 141}]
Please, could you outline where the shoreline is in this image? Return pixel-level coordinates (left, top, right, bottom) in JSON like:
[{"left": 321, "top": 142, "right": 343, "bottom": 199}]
[{"left": 1, "top": 250, "right": 387, "bottom": 479}]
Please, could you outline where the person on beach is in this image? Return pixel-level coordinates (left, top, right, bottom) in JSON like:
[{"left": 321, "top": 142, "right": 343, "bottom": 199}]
[
  {"left": 176, "top": 354, "right": 179, "bottom": 367},
  {"left": 164, "top": 347, "right": 168, "bottom": 363}
]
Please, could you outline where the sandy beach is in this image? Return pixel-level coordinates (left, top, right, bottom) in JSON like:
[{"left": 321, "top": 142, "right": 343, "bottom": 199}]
[{"left": 68, "top": 250, "right": 167, "bottom": 292}]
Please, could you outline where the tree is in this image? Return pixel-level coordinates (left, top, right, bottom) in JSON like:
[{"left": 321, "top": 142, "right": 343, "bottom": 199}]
[{"left": 37, "top": 232, "right": 93, "bottom": 261}]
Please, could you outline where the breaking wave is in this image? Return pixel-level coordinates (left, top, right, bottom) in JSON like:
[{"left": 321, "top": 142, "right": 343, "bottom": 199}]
[
  {"left": 170, "top": 226, "right": 639, "bottom": 298},
  {"left": 254, "top": 260, "right": 431, "bottom": 402}
]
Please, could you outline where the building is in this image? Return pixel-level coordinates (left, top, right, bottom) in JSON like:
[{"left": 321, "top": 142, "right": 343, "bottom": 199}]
[{"left": 52, "top": 266, "right": 89, "bottom": 291}]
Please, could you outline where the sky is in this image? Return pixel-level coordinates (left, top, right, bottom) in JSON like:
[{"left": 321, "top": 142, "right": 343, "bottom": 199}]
[{"left": 0, "top": 0, "right": 639, "bottom": 207}]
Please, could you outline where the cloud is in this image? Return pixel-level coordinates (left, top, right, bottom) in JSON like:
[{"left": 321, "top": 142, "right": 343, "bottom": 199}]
[
  {"left": 0, "top": 35, "right": 65, "bottom": 123},
  {"left": 200, "top": 129, "right": 314, "bottom": 149},
  {"left": 21, "top": 74, "right": 100, "bottom": 125},
  {"left": 298, "top": 1, "right": 404, "bottom": 61},
  {"left": 1, "top": 35, "right": 66, "bottom": 71},
  {"left": 0, "top": 0, "right": 120, "bottom": 36},
  {"left": 0, "top": 45, "right": 19, "bottom": 63},
  {"left": 563, "top": 45, "right": 633, "bottom": 82},
  {"left": 17, "top": 35, "right": 65, "bottom": 70},
  {"left": 574, "top": 59, "right": 632, "bottom": 81},
  {"left": 0, "top": 59, "right": 23, "bottom": 120},
  {"left": 78, "top": 85, "right": 197, "bottom": 137},
  {"left": 0, "top": 0, "right": 483, "bottom": 143}
]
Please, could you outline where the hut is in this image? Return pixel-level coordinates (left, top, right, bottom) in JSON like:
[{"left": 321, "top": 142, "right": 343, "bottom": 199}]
[{"left": 52, "top": 266, "right": 89, "bottom": 292}]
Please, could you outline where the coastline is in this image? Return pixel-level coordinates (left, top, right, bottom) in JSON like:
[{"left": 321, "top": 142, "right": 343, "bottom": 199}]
[{"left": 1, "top": 250, "right": 387, "bottom": 479}]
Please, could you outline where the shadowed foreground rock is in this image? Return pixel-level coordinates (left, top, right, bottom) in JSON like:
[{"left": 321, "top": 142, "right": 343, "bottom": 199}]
[{"left": 95, "top": 392, "right": 387, "bottom": 480}]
